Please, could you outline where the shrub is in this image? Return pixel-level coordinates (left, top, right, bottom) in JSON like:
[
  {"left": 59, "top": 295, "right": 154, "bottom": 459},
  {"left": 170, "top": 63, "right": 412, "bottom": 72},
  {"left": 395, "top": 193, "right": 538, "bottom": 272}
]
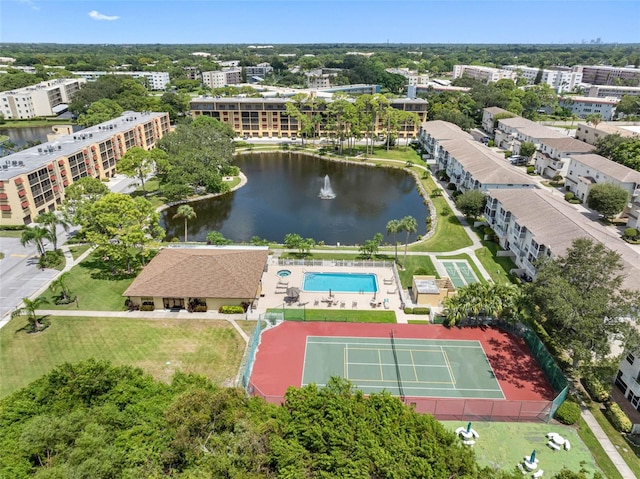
[
  {"left": 552, "top": 174, "right": 563, "bottom": 182},
  {"left": 604, "top": 402, "right": 632, "bottom": 433},
  {"left": 139, "top": 304, "right": 155, "bottom": 311},
  {"left": 219, "top": 305, "right": 244, "bottom": 314},
  {"left": 564, "top": 192, "right": 575, "bottom": 201},
  {"left": 526, "top": 166, "right": 535, "bottom": 174},
  {"left": 487, "top": 140, "right": 495, "bottom": 147},
  {"left": 451, "top": 190, "right": 462, "bottom": 198},
  {"left": 440, "top": 206, "right": 451, "bottom": 217},
  {"left": 623, "top": 228, "right": 639, "bottom": 241},
  {"left": 403, "top": 307, "right": 413, "bottom": 314},
  {"left": 569, "top": 198, "right": 582, "bottom": 204},
  {"left": 581, "top": 375, "right": 610, "bottom": 403},
  {"left": 38, "top": 250, "right": 64, "bottom": 269},
  {"left": 0, "top": 225, "right": 26, "bottom": 231},
  {"left": 554, "top": 400, "right": 581, "bottom": 425},
  {"left": 412, "top": 307, "right": 431, "bottom": 315},
  {"left": 193, "top": 305, "right": 208, "bottom": 312},
  {"left": 446, "top": 183, "right": 457, "bottom": 191},
  {"left": 504, "top": 151, "right": 512, "bottom": 158}
]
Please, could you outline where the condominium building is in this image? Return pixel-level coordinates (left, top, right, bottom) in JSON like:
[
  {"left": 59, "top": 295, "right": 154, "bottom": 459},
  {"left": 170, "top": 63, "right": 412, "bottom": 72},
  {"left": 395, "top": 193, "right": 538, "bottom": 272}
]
[
  {"left": 190, "top": 96, "right": 428, "bottom": 139},
  {"left": 244, "top": 63, "right": 273, "bottom": 78},
  {"left": 575, "top": 65, "right": 640, "bottom": 86},
  {"left": 481, "top": 106, "right": 511, "bottom": 134},
  {"left": 494, "top": 116, "right": 565, "bottom": 153},
  {"left": 201, "top": 68, "right": 242, "bottom": 88},
  {"left": 502, "top": 65, "right": 582, "bottom": 93},
  {"left": 387, "top": 68, "right": 431, "bottom": 86},
  {"left": 452, "top": 65, "right": 516, "bottom": 84},
  {"left": 615, "top": 353, "right": 640, "bottom": 432},
  {"left": 0, "top": 111, "right": 171, "bottom": 226},
  {"left": 558, "top": 96, "right": 619, "bottom": 121},
  {"left": 418, "top": 120, "right": 538, "bottom": 192},
  {"left": 574, "top": 122, "right": 640, "bottom": 145},
  {"left": 0, "top": 78, "right": 86, "bottom": 119},
  {"left": 484, "top": 188, "right": 640, "bottom": 290},
  {"left": 71, "top": 71, "right": 170, "bottom": 90},
  {"left": 587, "top": 84, "right": 640, "bottom": 99},
  {"left": 533, "top": 137, "right": 593, "bottom": 178}
]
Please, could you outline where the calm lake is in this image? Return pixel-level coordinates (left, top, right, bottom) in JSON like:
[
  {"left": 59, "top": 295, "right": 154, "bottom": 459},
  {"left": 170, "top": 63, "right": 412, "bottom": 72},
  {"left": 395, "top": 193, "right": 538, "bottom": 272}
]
[{"left": 160, "top": 152, "right": 429, "bottom": 245}]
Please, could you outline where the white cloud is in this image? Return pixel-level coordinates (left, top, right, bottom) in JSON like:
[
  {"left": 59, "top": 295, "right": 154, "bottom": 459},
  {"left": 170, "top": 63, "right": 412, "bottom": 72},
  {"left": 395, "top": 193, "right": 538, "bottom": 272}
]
[
  {"left": 19, "top": 0, "right": 40, "bottom": 11},
  {"left": 88, "top": 10, "right": 120, "bottom": 21}
]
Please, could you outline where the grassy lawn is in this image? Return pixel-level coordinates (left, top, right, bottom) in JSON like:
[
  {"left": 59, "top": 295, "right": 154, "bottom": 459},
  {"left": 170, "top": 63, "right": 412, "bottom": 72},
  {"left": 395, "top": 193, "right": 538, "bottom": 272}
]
[
  {"left": 472, "top": 227, "right": 517, "bottom": 284},
  {"left": 585, "top": 402, "right": 640, "bottom": 476},
  {"left": 0, "top": 230, "right": 24, "bottom": 238},
  {"left": 407, "top": 319, "right": 430, "bottom": 324},
  {"left": 441, "top": 421, "right": 601, "bottom": 478},
  {"left": 267, "top": 308, "right": 396, "bottom": 323},
  {"left": 238, "top": 320, "right": 258, "bottom": 336},
  {"left": 576, "top": 417, "right": 623, "bottom": 479},
  {"left": 410, "top": 177, "right": 473, "bottom": 252},
  {"left": 37, "top": 252, "right": 135, "bottom": 311},
  {"left": 436, "top": 253, "right": 486, "bottom": 284},
  {"left": 397, "top": 255, "right": 437, "bottom": 288},
  {"left": 67, "top": 244, "right": 91, "bottom": 260},
  {"left": 0, "top": 316, "right": 246, "bottom": 399}
]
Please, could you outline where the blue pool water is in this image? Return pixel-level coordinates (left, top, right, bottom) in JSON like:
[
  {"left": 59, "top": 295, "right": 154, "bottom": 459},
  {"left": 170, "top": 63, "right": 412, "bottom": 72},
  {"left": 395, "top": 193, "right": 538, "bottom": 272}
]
[{"left": 303, "top": 272, "right": 378, "bottom": 293}]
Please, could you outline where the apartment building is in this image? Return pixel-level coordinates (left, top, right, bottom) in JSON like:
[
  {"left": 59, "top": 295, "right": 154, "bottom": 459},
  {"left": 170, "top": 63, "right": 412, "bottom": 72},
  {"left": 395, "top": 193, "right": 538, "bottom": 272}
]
[
  {"left": 481, "top": 106, "right": 511, "bottom": 134},
  {"left": 387, "top": 68, "right": 430, "bottom": 86},
  {"left": 201, "top": 68, "right": 242, "bottom": 88},
  {"left": 494, "top": 116, "right": 565, "bottom": 152},
  {"left": 502, "top": 65, "right": 582, "bottom": 93},
  {"left": 587, "top": 84, "right": 640, "bottom": 99},
  {"left": 564, "top": 153, "right": 640, "bottom": 205},
  {"left": 484, "top": 188, "right": 640, "bottom": 290},
  {"left": 575, "top": 122, "right": 640, "bottom": 145},
  {"left": 615, "top": 353, "right": 640, "bottom": 433},
  {"left": 0, "top": 111, "right": 171, "bottom": 226},
  {"left": 190, "top": 96, "right": 428, "bottom": 139},
  {"left": 576, "top": 65, "right": 640, "bottom": 86},
  {"left": 71, "top": 71, "right": 170, "bottom": 90},
  {"left": 533, "top": 137, "right": 593, "bottom": 178},
  {"left": 418, "top": 120, "right": 538, "bottom": 192},
  {"left": 306, "top": 68, "right": 342, "bottom": 89},
  {"left": 559, "top": 96, "right": 619, "bottom": 121},
  {"left": 452, "top": 65, "right": 516, "bottom": 84},
  {"left": 244, "top": 63, "right": 273, "bottom": 78},
  {"left": 0, "top": 78, "right": 86, "bottom": 119}
]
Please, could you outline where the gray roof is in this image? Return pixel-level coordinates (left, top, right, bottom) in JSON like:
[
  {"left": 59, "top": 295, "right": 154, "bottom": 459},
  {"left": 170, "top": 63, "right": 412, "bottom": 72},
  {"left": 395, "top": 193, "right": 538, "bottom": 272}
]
[
  {"left": 568, "top": 154, "right": 640, "bottom": 184},
  {"left": 484, "top": 107, "right": 510, "bottom": 115},
  {"left": 0, "top": 111, "right": 167, "bottom": 181},
  {"left": 498, "top": 117, "right": 566, "bottom": 139},
  {"left": 415, "top": 279, "right": 440, "bottom": 294},
  {"left": 488, "top": 189, "right": 640, "bottom": 290},
  {"left": 538, "top": 137, "right": 594, "bottom": 153},
  {"left": 420, "top": 120, "right": 471, "bottom": 141}
]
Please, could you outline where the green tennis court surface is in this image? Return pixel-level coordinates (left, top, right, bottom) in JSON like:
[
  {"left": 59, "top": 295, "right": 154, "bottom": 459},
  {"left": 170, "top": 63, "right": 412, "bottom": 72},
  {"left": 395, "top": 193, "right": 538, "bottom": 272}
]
[
  {"left": 303, "top": 336, "right": 504, "bottom": 399},
  {"left": 440, "top": 259, "right": 479, "bottom": 288}
]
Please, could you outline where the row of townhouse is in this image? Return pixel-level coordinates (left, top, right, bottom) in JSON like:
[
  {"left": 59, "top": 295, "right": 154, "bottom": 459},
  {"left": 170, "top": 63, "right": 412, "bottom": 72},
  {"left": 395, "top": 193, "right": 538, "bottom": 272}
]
[
  {"left": 71, "top": 71, "right": 170, "bottom": 90},
  {"left": 417, "top": 120, "right": 538, "bottom": 192},
  {"left": 0, "top": 78, "right": 86, "bottom": 119},
  {"left": 190, "top": 96, "right": 428, "bottom": 139},
  {"left": 0, "top": 111, "right": 171, "bottom": 226}
]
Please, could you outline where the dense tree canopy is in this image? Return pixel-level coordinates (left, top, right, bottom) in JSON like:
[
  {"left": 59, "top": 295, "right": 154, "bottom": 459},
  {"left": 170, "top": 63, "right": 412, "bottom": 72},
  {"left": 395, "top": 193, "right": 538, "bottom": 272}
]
[
  {"left": 586, "top": 183, "right": 629, "bottom": 219},
  {"left": 593, "top": 134, "right": 640, "bottom": 172}
]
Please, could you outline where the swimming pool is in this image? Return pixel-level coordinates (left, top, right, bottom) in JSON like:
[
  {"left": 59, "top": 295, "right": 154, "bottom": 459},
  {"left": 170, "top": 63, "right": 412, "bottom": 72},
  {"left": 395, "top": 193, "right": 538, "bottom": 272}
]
[{"left": 303, "top": 272, "right": 378, "bottom": 293}]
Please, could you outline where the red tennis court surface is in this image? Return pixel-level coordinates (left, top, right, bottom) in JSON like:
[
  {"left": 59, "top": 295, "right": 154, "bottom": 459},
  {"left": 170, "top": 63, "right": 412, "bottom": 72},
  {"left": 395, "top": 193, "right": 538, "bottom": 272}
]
[{"left": 249, "top": 322, "right": 557, "bottom": 421}]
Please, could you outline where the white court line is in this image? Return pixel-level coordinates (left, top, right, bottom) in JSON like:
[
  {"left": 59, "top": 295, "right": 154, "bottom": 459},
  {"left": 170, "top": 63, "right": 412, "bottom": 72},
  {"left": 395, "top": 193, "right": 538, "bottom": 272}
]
[
  {"left": 347, "top": 361, "right": 449, "bottom": 368},
  {"left": 307, "top": 339, "right": 482, "bottom": 350},
  {"left": 305, "top": 383, "right": 504, "bottom": 393}
]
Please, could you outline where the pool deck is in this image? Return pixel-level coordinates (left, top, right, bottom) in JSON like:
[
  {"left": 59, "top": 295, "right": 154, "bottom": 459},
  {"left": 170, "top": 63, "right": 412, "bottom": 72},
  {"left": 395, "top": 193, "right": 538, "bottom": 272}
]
[{"left": 254, "top": 259, "right": 407, "bottom": 320}]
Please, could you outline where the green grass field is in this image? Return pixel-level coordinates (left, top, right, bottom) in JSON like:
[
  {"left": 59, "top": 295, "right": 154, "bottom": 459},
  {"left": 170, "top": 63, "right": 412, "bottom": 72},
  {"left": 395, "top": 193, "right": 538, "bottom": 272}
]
[
  {"left": 0, "top": 316, "right": 247, "bottom": 399},
  {"left": 267, "top": 308, "right": 396, "bottom": 323},
  {"left": 441, "top": 421, "right": 600, "bottom": 477},
  {"left": 37, "top": 252, "right": 135, "bottom": 310}
]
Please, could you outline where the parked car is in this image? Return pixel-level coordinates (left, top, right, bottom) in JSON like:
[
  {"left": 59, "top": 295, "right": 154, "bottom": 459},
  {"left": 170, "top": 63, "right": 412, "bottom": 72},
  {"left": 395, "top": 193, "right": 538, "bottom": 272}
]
[{"left": 510, "top": 155, "right": 529, "bottom": 166}]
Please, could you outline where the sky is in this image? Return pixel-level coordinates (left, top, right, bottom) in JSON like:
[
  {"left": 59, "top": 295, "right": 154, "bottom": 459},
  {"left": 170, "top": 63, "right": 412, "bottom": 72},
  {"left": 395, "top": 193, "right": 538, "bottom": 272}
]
[{"left": 1, "top": 0, "right": 639, "bottom": 44}]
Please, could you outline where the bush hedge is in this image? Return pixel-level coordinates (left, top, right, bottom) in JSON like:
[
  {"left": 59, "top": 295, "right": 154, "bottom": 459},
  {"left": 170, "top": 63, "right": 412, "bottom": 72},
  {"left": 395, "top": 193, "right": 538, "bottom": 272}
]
[
  {"left": 219, "top": 305, "right": 244, "bottom": 314},
  {"left": 554, "top": 400, "right": 581, "bottom": 425},
  {"left": 564, "top": 192, "right": 575, "bottom": 201},
  {"left": 412, "top": 307, "right": 431, "bottom": 315},
  {"left": 604, "top": 402, "right": 632, "bottom": 433},
  {"left": 581, "top": 375, "right": 610, "bottom": 403},
  {"left": 139, "top": 304, "right": 155, "bottom": 312},
  {"left": 403, "top": 307, "right": 413, "bottom": 314}
]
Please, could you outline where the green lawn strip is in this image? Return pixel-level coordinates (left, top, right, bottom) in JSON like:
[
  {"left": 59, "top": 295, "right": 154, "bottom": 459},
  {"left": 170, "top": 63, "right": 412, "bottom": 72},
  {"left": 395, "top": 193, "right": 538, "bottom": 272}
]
[
  {"left": 435, "top": 253, "right": 487, "bottom": 284},
  {"left": 37, "top": 252, "right": 134, "bottom": 311},
  {"left": 67, "top": 244, "right": 91, "bottom": 260},
  {"left": 441, "top": 421, "right": 601, "bottom": 477},
  {"left": 585, "top": 403, "right": 640, "bottom": 475},
  {"left": 397, "top": 255, "right": 437, "bottom": 288},
  {"left": 0, "top": 316, "right": 246, "bottom": 399},
  {"left": 0, "top": 230, "right": 24, "bottom": 238},
  {"left": 576, "top": 417, "right": 623, "bottom": 479},
  {"left": 267, "top": 308, "right": 396, "bottom": 323},
  {"left": 474, "top": 246, "right": 515, "bottom": 284},
  {"left": 238, "top": 320, "right": 258, "bottom": 336},
  {"left": 407, "top": 319, "right": 430, "bottom": 324}
]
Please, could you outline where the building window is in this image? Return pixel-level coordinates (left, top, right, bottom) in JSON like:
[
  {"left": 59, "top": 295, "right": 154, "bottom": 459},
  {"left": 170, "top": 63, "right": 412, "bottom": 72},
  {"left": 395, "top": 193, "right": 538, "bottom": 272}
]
[{"left": 626, "top": 353, "right": 635, "bottom": 365}]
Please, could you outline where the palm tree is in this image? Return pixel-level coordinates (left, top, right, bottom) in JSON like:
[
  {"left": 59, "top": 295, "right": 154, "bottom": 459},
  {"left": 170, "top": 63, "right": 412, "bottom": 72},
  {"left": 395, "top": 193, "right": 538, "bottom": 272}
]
[
  {"left": 386, "top": 219, "right": 402, "bottom": 264},
  {"left": 20, "top": 226, "right": 49, "bottom": 257},
  {"left": 11, "top": 297, "right": 49, "bottom": 332},
  {"left": 400, "top": 216, "right": 417, "bottom": 269},
  {"left": 49, "top": 272, "right": 73, "bottom": 303},
  {"left": 173, "top": 205, "right": 197, "bottom": 242},
  {"left": 36, "top": 212, "right": 70, "bottom": 251}
]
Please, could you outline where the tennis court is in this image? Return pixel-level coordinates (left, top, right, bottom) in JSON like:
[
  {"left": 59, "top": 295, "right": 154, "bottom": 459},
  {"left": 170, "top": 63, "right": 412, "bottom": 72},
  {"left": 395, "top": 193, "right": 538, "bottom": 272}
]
[
  {"left": 302, "top": 335, "right": 504, "bottom": 399},
  {"left": 440, "top": 259, "right": 479, "bottom": 288}
]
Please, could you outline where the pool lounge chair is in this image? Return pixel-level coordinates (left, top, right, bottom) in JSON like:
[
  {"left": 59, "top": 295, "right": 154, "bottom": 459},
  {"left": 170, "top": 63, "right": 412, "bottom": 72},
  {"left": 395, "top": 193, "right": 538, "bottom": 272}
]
[
  {"left": 383, "top": 278, "right": 394, "bottom": 285},
  {"left": 352, "top": 301, "right": 358, "bottom": 308}
]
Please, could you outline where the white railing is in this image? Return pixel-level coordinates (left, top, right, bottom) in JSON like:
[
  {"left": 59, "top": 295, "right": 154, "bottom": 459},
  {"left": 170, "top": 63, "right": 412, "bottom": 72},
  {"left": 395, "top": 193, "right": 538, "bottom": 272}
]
[{"left": 278, "top": 258, "right": 396, "bottom": 269}]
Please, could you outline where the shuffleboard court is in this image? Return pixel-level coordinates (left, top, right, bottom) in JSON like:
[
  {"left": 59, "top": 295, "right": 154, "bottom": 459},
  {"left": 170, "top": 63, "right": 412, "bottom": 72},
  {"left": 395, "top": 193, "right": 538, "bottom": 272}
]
[
  {"left": 302, "top": 336, "right": 504, "bottom": 399},
  {"left": 440, "top": 259, "right": 479, "bottom": 288}
]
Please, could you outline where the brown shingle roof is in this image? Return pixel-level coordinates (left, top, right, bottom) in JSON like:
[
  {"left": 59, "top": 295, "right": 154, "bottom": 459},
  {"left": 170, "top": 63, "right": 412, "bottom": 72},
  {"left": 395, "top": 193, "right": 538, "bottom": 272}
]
[{"left": 123, "top": 247, "right": 269, "bottom": 299}]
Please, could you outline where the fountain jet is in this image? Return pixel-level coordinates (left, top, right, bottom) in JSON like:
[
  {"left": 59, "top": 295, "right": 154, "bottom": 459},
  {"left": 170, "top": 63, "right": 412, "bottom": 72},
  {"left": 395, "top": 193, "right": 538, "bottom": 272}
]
[{"left": 319, "top": 175, "right": 336, "bottom": 199}]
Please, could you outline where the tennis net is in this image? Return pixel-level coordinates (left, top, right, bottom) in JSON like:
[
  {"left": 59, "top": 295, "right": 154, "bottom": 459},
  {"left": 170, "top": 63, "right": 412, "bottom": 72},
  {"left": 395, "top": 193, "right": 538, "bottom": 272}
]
[{"left": 389, "top": 329, "right": 405, "bottom": 401}]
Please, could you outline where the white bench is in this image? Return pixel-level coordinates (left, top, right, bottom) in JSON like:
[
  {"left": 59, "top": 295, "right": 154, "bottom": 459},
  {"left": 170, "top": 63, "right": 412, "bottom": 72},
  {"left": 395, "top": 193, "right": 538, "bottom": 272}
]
[
  {"left": 546, "top": 432, "right": 558, "bottom": 439},
  {"left": 564, "top": 440, "right": 571, "bottom": 451},
  {"left": 462, "top": 439, "right": 475, "bottom": 446},
  {"left": 533, "top": 470, "right": 544, "bottom": 478},
  {"left": 547, "top": 440, "right": 561, "bottom": 451}
]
